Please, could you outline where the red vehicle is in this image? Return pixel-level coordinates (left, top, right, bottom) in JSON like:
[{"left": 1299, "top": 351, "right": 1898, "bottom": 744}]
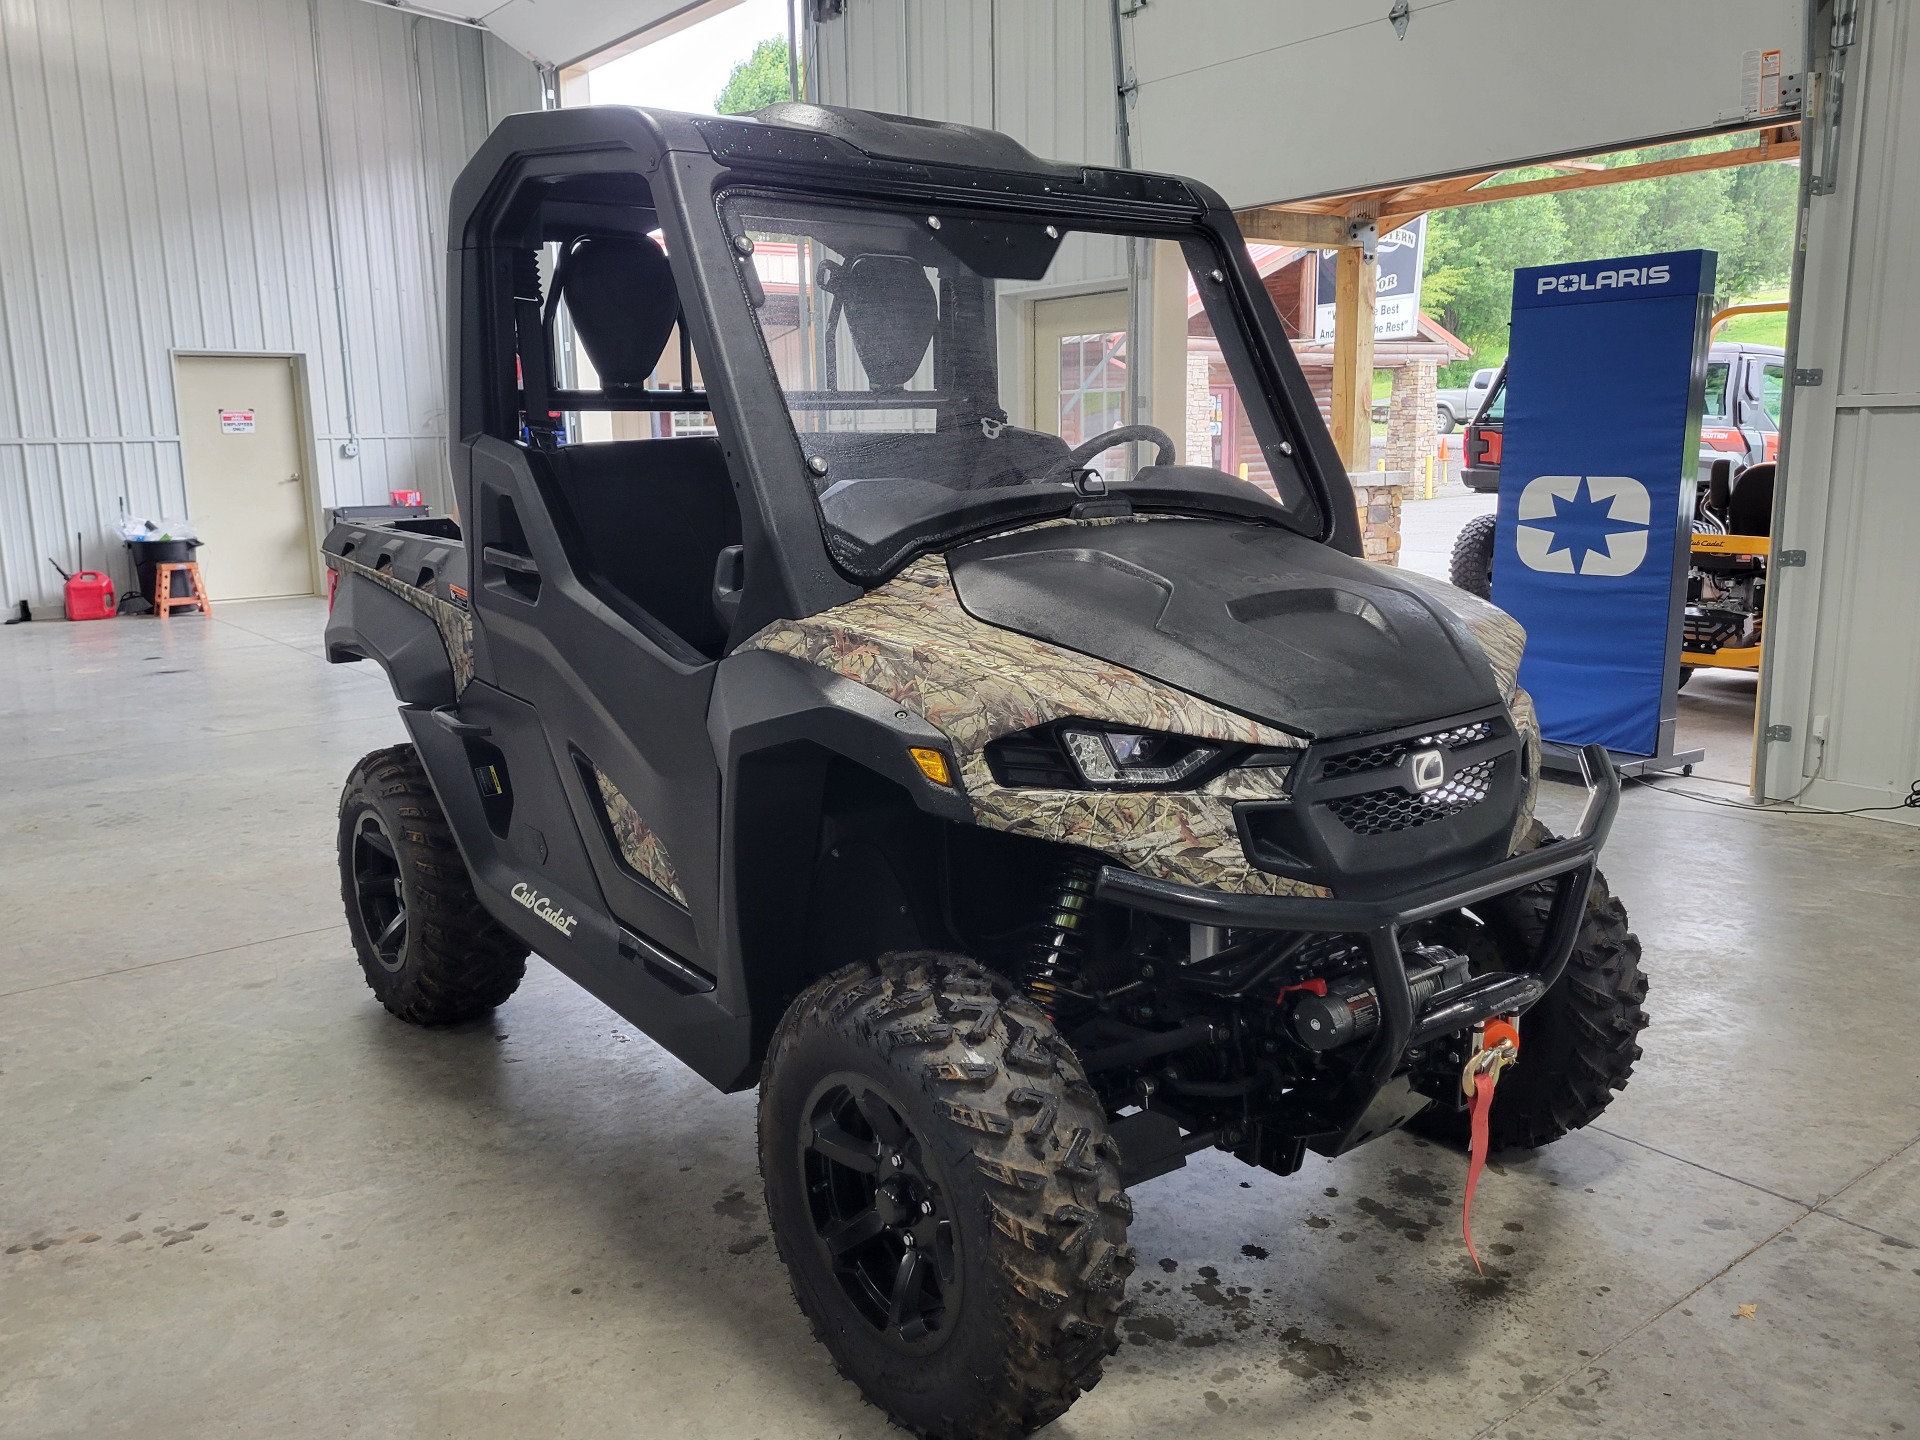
[
  {"left": 1460, "top": 341, "right": 1784, "bottom": 495},
  {"left": 1460, "top": 369, "right": 1506, "bottom": 493}
]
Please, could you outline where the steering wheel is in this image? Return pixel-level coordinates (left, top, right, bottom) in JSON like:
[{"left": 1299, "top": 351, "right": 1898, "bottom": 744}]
[{"left": 1039, "top": 424, "right": 1177, "bottom": 481}]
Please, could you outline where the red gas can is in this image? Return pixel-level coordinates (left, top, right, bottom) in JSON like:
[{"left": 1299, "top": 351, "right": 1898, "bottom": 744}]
[{"left": 64, "top": 570, "right": 117, "bottom": 622}]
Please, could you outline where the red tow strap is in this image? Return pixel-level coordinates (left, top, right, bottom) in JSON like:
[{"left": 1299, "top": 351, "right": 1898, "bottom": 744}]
[
  {"left": 1460, "top": 1017, "right": 1519, "bottom": 1275},
  {"left": 1463, "top": 1067, "right": 1498, "bottom": 1273}
]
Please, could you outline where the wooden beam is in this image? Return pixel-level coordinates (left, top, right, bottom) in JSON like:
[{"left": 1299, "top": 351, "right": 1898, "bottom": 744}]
[
  {"left": 1233, "top": 208, "right": 1359, "bottom": 248},
  {"left": 1285, "top": 169, "right": 1501, "bottom": 215},
  {"left": 1329, "top": 245, "right": 1376, "bottom": 473},
  {"left": 1377, "top": 131, "right": 1801, "bottom": 228},
  {"left": 1277, "top": 123, "right": 1801, "bottom": 232}
]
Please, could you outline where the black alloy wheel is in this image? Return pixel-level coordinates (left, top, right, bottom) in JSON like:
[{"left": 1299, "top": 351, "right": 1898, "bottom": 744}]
[
  {"left": 760, "top": 952, "right": 1132, "bottom": 1439},
  {"left": 802, "top": 1075, "right": 962, "bottom": 1353},
  {"left": 337, "top": 744, "right": 527, "bottom": 1025},
  {"left": 351, "top": 813, "right": 407, "bottom": 972}
]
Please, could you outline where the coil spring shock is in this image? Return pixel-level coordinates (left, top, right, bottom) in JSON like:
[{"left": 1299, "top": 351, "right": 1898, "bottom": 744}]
[{"left": 1016, "top": 855, "right": 1100, "bottom": 1016}]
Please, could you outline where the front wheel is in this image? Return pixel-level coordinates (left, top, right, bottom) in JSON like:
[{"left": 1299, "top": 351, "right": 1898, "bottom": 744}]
[
  {"left": 1413, "top": 822, "right": 1649, "bottom": 1151},
  {"left": 338, "top": 744, "right": 527, "bottom": 1025},
  {"left": 760, "top": 953, "right": 1132, "bottom": 1440}
]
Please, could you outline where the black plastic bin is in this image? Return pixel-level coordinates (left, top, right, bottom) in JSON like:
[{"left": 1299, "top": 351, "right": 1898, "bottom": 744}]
[{"left": 128, "top": 538, "right": 203, "bottom": 606}]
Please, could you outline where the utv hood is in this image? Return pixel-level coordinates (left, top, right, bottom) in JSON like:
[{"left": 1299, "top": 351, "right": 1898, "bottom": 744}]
[{"left": 947, "top": 519, "right": 1505, "bottom": 740}]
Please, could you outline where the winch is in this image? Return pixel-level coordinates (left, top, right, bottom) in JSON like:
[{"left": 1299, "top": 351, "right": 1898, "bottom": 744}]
[{"left": 1288, "top": 945, "right": 1474, "bottom": 1051}]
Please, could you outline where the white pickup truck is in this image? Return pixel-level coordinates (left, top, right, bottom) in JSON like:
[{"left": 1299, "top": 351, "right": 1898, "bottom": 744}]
[{"left": 1436, "top": 366, "right": 1498, "bottom": 433}]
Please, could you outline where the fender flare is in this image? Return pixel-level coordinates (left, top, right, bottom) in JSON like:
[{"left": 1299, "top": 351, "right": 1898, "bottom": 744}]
[{"left": 324, "top": 572, "right": 457, "bottom": 709}]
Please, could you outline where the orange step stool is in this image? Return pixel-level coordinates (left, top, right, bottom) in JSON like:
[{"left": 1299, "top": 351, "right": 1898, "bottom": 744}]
[{"left": 153, "top": 562, "right": 212, "bottom": 617}]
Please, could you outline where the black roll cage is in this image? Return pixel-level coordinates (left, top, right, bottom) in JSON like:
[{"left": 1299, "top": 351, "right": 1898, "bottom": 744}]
[{"left": 445, "top": 102, "right": 1363, "bottom": 642}]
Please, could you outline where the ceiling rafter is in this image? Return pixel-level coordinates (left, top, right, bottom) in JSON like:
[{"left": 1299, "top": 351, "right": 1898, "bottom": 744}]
[{"left": 1239, "top": 123, "right": 1801, "bottom": 246}]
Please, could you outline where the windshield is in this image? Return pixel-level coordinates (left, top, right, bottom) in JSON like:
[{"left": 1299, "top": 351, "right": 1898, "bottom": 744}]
[{"left": 723, "top": 194, "right": 1319, "bottom": 576}]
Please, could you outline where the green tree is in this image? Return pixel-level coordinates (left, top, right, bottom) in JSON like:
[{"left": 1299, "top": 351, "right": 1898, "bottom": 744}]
[
  {"left": 716, "top": 37, "right": 791, "bottom": 115},
  {"left": 1424, "top": 140, "right": 1799, "bottom": 384}
]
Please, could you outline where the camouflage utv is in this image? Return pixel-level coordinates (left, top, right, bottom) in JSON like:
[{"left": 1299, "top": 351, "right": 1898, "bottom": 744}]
[{"left": 322, "top": 102, "right": 1647, "bottom": 1439}]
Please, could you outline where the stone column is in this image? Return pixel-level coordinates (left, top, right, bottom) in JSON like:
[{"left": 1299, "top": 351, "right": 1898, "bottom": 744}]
[
  {"left": 1354, "top": 472, "right": 1408, "bottom": 566},
  {"left": 1186, "top": 350, "right": 1213, "bottom": 468},
  {"left": 1383, "top": 359, "right": 1439, "bottom": 483}
]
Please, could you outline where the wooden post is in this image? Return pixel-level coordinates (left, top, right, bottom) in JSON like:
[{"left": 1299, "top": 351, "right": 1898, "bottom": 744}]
[{"left": 1329, "top": 242, "right": 1377, "bottom": 473}]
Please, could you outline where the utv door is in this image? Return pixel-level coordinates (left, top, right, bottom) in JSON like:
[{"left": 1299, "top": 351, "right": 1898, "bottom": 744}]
[{"left": 442, "top": 230, "right": 752, "bottom": 1088}]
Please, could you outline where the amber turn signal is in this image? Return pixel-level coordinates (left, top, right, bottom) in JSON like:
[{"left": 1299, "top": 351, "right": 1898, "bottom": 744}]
[{"left": 909, "top": 747, "right": 952, "bottom": 786}]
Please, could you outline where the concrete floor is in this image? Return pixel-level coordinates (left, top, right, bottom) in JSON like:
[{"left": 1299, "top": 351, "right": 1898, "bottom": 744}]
[{"left": 3, "top": 599, "right": 1917, "bottom": 1440}]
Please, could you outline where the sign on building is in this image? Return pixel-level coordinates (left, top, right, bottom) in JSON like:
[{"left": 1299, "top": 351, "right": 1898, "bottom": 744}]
[{"left": 1313, "top": 215, "right": 1427, "bottom": 342}]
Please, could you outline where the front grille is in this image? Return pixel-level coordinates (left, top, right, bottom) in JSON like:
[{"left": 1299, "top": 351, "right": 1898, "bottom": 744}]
[
  {"left": 1236, "top": 705, "right": 1521, "bottom": 900},
  {"left": 1317, "top": 719, "right": 1495, "bottom": 781},
  {"left": 1326, "top": 757, "right": 1497, "bottom": 836}
]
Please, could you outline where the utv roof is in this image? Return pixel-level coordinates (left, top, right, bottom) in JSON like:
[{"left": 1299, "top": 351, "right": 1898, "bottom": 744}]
[{"left": 449, "top": 101, "right": 1209, "bottom": 250}]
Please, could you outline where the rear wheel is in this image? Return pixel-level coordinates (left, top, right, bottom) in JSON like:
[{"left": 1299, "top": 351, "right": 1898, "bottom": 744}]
[
  {"left": 760, "top": 952, "right": 1131, "bottom": 1440},
  {"left": 338, "top": 744, "right": 527, "bottom": 1025},
  {"left": 1414, "top": 821, "right": 1649, "bottom": 1150},
  {"left": 1437, "top": 404, "right": 1457, "bottom": 434},
  {"left": 1449, "top": 512, "right": 1498, "bottom": 600}
]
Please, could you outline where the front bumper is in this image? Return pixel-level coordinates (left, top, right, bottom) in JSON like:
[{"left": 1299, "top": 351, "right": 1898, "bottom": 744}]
[{"left": 1093, "top": 743, "right": 1620, "bottom": 1152}]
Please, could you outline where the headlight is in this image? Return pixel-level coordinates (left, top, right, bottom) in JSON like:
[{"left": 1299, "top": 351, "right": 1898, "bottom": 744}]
[
  {"left": 985, "top": 723, "right": 1295, "bottom": 791},
  {"left": 1059, "top": 728, "right": 1221, "bottom": 788}
]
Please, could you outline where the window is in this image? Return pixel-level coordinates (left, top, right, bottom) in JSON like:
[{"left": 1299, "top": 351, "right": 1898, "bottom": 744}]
[
  {"left": 725, "top": 193, "right": 1316, "bottom": 576},
  {"left": 1703, "top": 361, "right": 1730, "bottom": 421},
  {"left": 503, "top": 216, "right": 740, "bottom": 660},
  {"left": 546, "top": 234, "right": 713, "bottom": 446},
  {"left": 1057, "top": 333, "right": 1131, "bottom": 485},
  {"left": 1760, "top": 363, "right": 1785, "bottom": 426}
]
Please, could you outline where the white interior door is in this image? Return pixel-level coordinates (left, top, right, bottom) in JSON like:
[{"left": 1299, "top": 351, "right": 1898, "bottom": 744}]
[
  {"left": 1028, "top": 290, "right": 1131, "bottom": 439},
  {"left": 175, "top": 354, "right": 314, "bottom": 600}
]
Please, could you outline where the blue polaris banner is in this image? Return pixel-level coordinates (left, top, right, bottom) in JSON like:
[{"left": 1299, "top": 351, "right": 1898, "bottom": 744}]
[{"left": 1490, "top": 249, "right": 1714, "bottom": 756}]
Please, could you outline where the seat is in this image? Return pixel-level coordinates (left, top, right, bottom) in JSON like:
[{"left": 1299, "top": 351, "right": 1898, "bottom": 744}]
[
  {"left": 534, "top": 234, "right": 741, "bottom": 658},
  {"left": 538, "top": 439, "right": 739, "bottom": 656},
  {"left": 1701, "top": 457, "right": 1733, "bottom": 529},
  {"left": 1727, "top": 461, "right": 1775, "bottom": 538}
]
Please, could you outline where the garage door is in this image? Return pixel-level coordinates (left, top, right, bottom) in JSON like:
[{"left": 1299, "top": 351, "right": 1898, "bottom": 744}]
[{"left": 1759, "top": 0, "right": 1920, "bottom": 811}]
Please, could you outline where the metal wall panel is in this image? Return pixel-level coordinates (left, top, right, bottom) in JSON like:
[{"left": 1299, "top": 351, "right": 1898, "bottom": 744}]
[
  {"left": 1762, "top": 0, "right": 1920, "bottom": 815},
  {"left": 1121, "top": 0, "right": 1806, "bottom": 207},
  {"left": 0, "top": 0, "right": 540, "bottom": 608},
  {"left": 809, "top": 0, "right": 1123, "bottom": 297},
  {"left": 812, "top": 0, "right": 1117, "bottom": 168},
  {"left": 812, "top": 1, "right": 1801, "bottom": 208}
]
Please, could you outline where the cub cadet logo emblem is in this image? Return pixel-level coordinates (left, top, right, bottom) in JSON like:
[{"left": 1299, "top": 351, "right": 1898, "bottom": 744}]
[
  {"left": 1536, "top": 263, "right": 1671, "bottom": 295},
  {"left": 1515, "top": 475, "right": 1651, "bottom": 576},
  {"left": 1409, "top": 749, "right": 1446, "bottom": 792},
  {"left": 511, "top": 881, "right": 578, "bottom": 937}
]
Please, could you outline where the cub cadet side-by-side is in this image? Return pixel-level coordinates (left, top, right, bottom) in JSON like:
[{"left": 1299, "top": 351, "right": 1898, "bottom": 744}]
[{"left": 322, "top": 103, "right": 1648, "bottom": 1438}]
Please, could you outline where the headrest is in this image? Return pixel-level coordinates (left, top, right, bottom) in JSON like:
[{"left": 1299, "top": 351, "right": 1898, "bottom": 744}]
[
  {"left": 824, "top": 254, "right": 936, "bottom": 390},
  {"left": 563, "top": 236, "right": 679, "bottom": 388}
]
